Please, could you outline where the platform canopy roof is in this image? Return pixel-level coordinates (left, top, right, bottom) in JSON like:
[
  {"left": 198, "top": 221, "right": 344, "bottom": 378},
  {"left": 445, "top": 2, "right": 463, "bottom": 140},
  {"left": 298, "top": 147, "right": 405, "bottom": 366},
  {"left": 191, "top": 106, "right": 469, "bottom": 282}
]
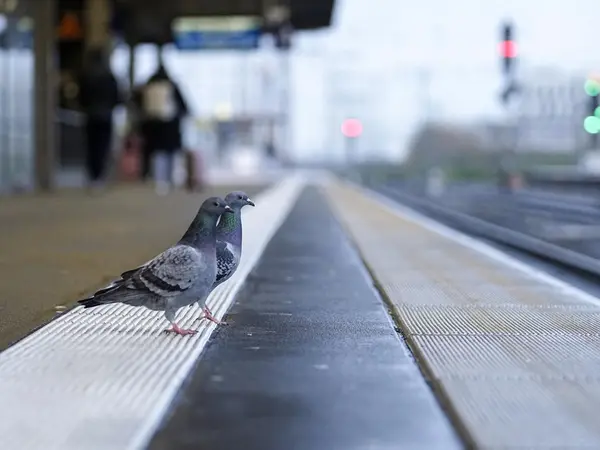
[{"left": 112, "top": 0, "right": 336, "bottom": 44}]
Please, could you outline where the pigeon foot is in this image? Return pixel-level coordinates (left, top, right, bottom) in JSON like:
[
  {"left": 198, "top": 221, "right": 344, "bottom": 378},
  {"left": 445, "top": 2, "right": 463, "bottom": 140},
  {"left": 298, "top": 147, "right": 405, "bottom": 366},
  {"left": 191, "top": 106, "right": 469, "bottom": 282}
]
[
  {"left": 165, "top": 324, "right": 198, "bottom": 336},
  {"left": 195, "top": 306, "right": 226, "bottom": 325}
]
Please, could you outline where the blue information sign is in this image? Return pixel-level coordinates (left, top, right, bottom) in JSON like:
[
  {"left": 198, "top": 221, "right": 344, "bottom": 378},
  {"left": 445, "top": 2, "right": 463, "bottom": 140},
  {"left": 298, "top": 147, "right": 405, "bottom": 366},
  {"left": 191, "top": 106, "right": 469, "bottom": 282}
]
[{"left": 172, "top": 16, "right": 262, "bottom": 50}]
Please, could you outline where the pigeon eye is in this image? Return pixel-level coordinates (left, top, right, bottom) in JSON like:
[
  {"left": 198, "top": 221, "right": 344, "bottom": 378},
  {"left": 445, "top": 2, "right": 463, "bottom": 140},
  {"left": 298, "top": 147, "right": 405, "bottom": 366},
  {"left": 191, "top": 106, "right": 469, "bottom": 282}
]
[
  {"left": 213, "top": 201, "right": 219, "bottom": 206},
  {"left": 238, "top": 195, "right": 243, "bottom": 200}
]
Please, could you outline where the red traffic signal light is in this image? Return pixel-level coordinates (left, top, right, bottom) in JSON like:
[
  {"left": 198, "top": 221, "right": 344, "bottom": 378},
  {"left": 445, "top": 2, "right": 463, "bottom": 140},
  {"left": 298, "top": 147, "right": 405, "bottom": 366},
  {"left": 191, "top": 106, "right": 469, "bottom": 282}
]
[
  {"left": 341, "top": 118, "right": 363, "bottom": 138},
  {"left": 500, "top": 22, "right": 517, "bottom": 75},
  {"left": 499, "top": 40, "right": 517, "bottom": 58}
]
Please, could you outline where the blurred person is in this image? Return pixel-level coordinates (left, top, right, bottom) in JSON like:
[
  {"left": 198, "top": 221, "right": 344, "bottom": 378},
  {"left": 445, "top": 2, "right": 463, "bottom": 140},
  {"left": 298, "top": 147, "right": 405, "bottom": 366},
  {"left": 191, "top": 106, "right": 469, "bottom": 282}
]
[
  {"left": 79, "top": 46, "right": 121, "bottom": 192},
  {"left": 133, "top": 64, "right": 190, "bottom": 195},
  {"left": 265, "top": 139, "right": 276, "bottom": 159},
  {"left": 130, "top": 85, "right": 153, "bottom": 182}
]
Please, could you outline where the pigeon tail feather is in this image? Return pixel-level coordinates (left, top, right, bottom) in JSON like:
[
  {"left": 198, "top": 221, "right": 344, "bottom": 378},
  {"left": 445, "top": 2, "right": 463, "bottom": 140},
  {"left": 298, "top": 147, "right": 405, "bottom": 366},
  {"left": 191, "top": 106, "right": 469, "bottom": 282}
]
[
  {"left": 78, "top": 289, "right": 122, "bottom": 308},
  {"left": 93, "top": 282, "right": 123, "bottom": 297},
  {"left": 78, "top": 285, "right": 144, "bottom": 308},
  {"left": 87, "top": 265, "right": 142, "bottom": 298},
  {"left": 78, "top": 297, "right": 104, "bottom": 308}
]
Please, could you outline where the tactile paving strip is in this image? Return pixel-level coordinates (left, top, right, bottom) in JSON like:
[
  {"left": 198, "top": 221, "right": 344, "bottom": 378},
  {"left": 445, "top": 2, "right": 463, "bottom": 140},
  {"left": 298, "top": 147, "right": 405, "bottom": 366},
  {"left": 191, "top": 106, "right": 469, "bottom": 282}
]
[
  {"left": 398, "top": 304, "right": 600, "bottom": 336},
  {"left": 413, "top": 334, "right": 600, "bottom": 379},
  {"left": 324, "top": 179, "right": 600, "bottom": 448},
  {"left": 0, "top": 175, "right": 306, "bottom": 450},
  {"left": 441, "top": 378, "right": 600, "bottom": 448}
]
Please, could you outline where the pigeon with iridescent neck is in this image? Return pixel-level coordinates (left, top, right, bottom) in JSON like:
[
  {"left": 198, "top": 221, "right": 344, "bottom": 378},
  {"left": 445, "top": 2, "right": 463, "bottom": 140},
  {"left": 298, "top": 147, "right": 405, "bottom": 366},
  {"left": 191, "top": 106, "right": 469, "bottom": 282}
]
[
  {"left": 197, "top": 191, "right": 255, "bottom": 324},
  {"left": 78, "top": 197, "right": 233, "bottom": 336}
]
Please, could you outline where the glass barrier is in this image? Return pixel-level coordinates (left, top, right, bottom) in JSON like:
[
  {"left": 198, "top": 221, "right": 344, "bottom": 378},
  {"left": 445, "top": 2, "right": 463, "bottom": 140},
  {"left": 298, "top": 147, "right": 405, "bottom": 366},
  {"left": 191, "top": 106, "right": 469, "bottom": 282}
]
[{"left": 0, "top": 2, "right": 34, "bottom": 192}]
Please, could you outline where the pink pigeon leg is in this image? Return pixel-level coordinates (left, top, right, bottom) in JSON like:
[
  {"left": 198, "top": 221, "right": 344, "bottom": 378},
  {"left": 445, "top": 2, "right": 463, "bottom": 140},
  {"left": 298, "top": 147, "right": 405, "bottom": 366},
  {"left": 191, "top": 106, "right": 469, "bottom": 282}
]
[{"left": 165, "top": 323, "right": 198, "bottom": 335}]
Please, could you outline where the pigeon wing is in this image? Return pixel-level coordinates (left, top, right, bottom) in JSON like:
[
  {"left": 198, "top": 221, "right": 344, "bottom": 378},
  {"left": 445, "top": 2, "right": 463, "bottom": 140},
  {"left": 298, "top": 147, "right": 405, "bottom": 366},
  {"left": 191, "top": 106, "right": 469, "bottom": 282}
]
[
  {"left": 120, "top": 266, "right": 143, "bottom": 279},
  {"left": 215, "top": 240, "right": 237, "bottom": 285},
  {"left": 92, "top": 255, "right": 156, "bottom": 296},
  {"left": 126, "top": 245, "right": 205, "bottom": 298}
]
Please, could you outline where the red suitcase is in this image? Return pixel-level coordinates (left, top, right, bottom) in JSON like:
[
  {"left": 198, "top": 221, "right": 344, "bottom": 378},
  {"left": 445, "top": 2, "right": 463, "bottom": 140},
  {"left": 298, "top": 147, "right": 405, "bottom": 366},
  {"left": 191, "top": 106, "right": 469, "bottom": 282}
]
[
  {"left": 119, "top": 133, "right": 142, "bottom": 182},
  {"left": 185, "top": 149, "right": 205, "bottom": 191}
]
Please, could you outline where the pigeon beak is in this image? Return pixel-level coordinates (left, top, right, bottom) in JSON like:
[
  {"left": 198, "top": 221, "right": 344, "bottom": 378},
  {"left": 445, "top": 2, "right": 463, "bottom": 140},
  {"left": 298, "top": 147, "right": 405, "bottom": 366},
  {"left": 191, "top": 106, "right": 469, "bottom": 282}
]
[
  {"left": 247, "top": 199, "right": 255, "bottom": 207},
  {"left": 224, "top": 205, "right": 234, "bottom": 214}
]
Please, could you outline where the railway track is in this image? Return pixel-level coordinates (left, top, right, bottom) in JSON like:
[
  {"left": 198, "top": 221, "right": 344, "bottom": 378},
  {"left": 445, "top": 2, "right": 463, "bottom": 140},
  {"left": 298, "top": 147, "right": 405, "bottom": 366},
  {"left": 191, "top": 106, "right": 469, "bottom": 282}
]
[{"left": 370, "top": 182, "right": 600, "bottom": 279}]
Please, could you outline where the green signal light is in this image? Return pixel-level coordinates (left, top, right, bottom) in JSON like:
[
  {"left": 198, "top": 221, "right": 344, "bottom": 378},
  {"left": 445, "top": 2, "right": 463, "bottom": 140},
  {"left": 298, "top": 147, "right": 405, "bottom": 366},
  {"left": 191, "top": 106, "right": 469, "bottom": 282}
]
[
  {"left": 584, "top": 116, "right": 600, "bottom": 134},
  {"left": 585, "top": 79, "right": 600, "bottom": 96}
]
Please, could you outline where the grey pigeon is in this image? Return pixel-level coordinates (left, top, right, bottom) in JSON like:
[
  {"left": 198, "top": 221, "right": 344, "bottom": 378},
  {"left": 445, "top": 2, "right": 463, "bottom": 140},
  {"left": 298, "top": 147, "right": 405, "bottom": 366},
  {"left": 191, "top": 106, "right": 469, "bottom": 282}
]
[
  {"left": 77, "top": 197, "right": 233, "bottom": 336},
  {"left": 196, "top": 191, "right": 254, "bottom": 324}
]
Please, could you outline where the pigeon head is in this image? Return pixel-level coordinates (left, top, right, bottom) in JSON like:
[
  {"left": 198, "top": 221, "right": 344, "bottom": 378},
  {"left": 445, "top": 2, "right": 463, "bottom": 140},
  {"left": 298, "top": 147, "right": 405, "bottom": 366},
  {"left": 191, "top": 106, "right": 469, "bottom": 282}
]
[
  {"left": 224, "top": 191, "right": 255, "bottom": 209},
  {"left": 201, "top": 197, "right": 233, "bottom": 217}
]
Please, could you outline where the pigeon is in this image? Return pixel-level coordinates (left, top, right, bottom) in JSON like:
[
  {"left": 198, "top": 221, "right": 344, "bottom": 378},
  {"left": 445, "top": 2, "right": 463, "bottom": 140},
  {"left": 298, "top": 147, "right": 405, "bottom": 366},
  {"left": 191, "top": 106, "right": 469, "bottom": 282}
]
[
  {"left": 196, "top": 191, "right": 255, "bottom": 324},
  {"left": 77, "top": 197, "right": 233, "bottom": 336}
]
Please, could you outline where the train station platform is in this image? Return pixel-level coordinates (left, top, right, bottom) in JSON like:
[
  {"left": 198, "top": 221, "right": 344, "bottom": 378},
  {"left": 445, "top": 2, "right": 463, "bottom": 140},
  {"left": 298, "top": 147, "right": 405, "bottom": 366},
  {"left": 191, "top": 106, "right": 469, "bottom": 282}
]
[
  {"left": 2, "top": 173, "right": 600, "bottom": 449},
  {"left": 0, "top": 181, "right": 268, "bottom": 350}
]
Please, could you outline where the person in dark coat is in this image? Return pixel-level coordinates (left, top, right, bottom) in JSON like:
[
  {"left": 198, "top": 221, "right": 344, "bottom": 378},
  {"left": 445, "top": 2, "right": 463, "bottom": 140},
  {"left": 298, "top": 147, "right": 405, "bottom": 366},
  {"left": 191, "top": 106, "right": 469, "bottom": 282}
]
[
  {"left": 79, "top": 46, "right": 121, "bottom": 191},
  {"left": 133, "top": 64, "right": 189, "bottom": 194}
]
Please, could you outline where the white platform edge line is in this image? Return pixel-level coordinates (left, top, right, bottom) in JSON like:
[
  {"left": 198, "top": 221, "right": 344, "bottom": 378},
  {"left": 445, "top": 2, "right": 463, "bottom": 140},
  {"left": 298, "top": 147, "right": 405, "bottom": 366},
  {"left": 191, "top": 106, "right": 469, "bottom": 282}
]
[
  {"left": 127, "top": 174, "right": 306, "bottom": 450},
  {"left": 334, "top": 177, "right": 600, "bottom": 308}
]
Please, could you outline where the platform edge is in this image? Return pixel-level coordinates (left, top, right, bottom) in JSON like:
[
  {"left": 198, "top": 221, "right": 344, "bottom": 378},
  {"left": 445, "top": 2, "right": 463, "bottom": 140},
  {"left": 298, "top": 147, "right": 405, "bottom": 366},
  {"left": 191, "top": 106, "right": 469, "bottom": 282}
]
[
  {"left": 319, "top": 179, "right": 472, "bottom": 449},
  {"left": 337, "top": 178, "right": 600, "bottom": 307},
  {"left": 126, "top": 174, "right": 306, "bottom": 450}
]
